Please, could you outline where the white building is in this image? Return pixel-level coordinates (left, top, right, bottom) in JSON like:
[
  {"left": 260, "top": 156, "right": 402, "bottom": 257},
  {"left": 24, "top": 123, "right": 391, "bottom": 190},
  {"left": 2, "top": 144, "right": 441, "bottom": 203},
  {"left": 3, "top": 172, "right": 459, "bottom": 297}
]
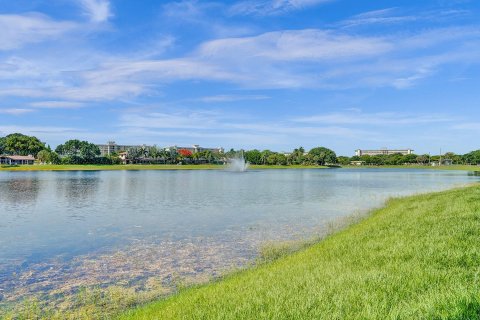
[
  {"left": 96, "top": 141, "right": 141, "bottom": 156},
  {"left": 355, "top": 148, "right": 414, "bottom": 157}
]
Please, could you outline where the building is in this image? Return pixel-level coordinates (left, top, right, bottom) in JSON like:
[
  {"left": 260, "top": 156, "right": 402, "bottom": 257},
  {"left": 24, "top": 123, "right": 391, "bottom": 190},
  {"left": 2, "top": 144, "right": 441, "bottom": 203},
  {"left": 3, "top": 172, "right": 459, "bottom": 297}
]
[
  {"left": 96, "top": 141, "right": 140, "bottom": 156},
  {"left": 165, "top": 145, "right": 224, "bottom": 154},
  {"left": 0, "top": 155, "right": 35, "bottom": 165},
  {"left": 355, "top": 148, "right": 414, "bottom": 157},
  {"left": 350, "top": 160, "right": 366, "bottom": 166}
]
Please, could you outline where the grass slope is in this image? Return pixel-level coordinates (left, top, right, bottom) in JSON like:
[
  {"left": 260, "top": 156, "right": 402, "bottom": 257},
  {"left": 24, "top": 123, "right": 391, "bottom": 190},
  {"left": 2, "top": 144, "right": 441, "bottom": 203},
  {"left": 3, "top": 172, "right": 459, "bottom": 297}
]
[
  {"left": 120, "top": 185, "right": 480, "bottom": 320},
  {"left": 342, "top": 164, "right": 480, "bottom": 171}
]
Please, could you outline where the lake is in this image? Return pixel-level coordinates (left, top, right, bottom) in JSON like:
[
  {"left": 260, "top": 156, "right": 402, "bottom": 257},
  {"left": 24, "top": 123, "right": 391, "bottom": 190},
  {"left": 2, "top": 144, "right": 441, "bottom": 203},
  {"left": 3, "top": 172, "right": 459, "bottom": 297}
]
[{"left": 0, "top": 168, "right": 478, "bottom": 302}]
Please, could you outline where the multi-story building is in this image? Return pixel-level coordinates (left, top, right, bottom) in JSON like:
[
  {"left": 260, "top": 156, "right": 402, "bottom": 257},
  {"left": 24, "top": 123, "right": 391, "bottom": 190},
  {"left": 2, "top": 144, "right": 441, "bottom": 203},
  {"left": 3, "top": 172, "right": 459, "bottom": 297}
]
[
  {"left": 165, "top": 145, "right": 224, "bottom": 154},
  {"left": 97, "top": 141, "right": 139, "bottom": 156},
  {"left": 355, "top": 148, "right": 414, "bottom": 157},
  {"left": 98, "top": 142, "right": 225, "bottom": 157}
]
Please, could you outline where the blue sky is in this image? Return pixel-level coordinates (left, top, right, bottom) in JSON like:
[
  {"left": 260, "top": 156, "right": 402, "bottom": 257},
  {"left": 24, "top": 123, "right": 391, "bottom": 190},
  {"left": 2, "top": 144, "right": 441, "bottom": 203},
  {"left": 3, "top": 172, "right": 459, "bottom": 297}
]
[{"left": 0, "top": 0, "right": 479, "bottom": 155}]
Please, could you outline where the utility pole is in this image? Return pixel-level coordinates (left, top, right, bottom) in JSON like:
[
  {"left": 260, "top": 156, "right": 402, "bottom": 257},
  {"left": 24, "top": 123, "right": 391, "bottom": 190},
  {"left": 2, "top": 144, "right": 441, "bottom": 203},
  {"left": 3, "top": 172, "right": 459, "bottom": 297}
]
[{"left": 439, "top": 148, "right": 442, "bottom": 166}]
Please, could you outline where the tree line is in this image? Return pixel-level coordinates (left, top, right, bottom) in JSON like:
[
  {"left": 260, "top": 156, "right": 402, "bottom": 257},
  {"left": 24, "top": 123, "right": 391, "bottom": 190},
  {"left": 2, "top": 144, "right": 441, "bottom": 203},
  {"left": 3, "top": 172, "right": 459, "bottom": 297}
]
[
  {"left": 2, "top": 132, "right": 480, "bottom": 166},
  {"left": 339, "top": 151, "right": 480, "bottom": 166}
]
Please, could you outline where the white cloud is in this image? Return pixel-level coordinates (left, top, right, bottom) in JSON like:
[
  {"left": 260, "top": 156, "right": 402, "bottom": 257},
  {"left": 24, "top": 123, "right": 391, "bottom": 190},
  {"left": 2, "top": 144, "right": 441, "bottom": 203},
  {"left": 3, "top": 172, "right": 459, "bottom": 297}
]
[
  {"left": 337, "top": 8, "right": 471, "bottom": 29},
  {"left": 230, "top": 0, "right": 332, "bottom": 16},
  {"left": 29, "top": 101, "right": 85, "bottom": 109},
  {"left": 197, "top": 29, "right": 391, "bottom": 61},
  {"left": 293, "top": 111, "right": 455, "bottom": 126},
  {"left": 0, "top": 108, "right": 34, "bottom": 115},
  {"left": 198, "top": 94, "right": 269, "bottom": 102},
  {"left": 115, "top": 108, "right": 379, "bottom": 150},
  {"left": 0, "top": 13, "right": 76, "bottom": 50},
  {"left": 78, "top": 0, "right": 112, "bottom": 23},
  {"left": 0, "top": 24, "right": 479, "bottom": 101}
]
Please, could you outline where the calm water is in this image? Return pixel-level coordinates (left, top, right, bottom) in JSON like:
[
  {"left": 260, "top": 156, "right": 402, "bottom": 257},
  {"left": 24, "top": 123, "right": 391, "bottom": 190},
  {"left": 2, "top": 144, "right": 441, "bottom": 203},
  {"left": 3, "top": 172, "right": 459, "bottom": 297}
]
[{"left": 0, "top": 168, "right": 478, "bottom": 300}]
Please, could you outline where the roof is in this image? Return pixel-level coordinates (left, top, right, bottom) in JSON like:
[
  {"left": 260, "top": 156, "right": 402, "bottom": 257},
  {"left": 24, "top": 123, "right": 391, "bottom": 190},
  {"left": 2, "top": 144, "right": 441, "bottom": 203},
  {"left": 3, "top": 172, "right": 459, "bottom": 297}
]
[{"left": 0, "top": 155, "right": 35, "bottom": 160}]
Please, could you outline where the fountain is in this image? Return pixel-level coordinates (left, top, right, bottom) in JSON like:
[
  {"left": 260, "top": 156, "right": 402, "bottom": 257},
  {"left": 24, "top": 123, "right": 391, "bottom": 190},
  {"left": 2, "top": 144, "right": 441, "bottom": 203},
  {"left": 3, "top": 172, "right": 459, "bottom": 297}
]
[{"left": 227, "top": 151, "right": 249, "bottom": 172}]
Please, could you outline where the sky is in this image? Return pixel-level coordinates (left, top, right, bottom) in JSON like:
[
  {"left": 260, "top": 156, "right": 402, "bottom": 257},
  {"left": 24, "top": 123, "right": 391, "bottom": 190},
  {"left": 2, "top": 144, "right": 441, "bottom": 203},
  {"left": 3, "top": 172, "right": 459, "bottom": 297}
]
[{"left": 0, "top": 0, "right": 479, "bottom": 155}]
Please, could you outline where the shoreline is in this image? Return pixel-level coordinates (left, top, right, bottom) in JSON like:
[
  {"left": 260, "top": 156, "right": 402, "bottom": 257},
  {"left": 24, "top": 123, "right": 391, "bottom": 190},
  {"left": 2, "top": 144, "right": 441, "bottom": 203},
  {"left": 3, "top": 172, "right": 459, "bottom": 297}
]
[
  {"left": 116, "top": 184, "right": 480, "bottom": 319},
  {"left": 1, "top": 163, "right": 479, "bottom": 172},
  {"left": 0, "top": 164, "right": 330, "bottom": 171},
  {"left": 3, "top": 184, "right": 480, "bottom": 319}
]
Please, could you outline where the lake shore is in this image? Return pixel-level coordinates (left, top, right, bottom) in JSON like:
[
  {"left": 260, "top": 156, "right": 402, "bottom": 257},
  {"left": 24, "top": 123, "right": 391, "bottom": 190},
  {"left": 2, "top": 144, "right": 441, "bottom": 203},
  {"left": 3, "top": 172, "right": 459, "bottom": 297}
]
[
  {"left": 341, "top": 164, "right": 480, "bottom": 171},
  {"left": 5, "top": 184, "right": 479, "bottom": 319},
  {"left": 0, "top": 164, "right": 330, "bottom": 171},
  {"left": 116, "top": 184, "right": 480, "bottom": 320},
  {"left": 1, "top": 163, "right": 479, "bottom": 171}
]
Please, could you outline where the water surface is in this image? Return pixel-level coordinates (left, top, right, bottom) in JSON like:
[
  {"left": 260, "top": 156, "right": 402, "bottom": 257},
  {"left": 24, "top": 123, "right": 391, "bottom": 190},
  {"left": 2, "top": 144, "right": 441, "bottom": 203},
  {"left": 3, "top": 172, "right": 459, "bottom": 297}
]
[{"left": 0, "top": 168, "right": 477, "bottom": 301}]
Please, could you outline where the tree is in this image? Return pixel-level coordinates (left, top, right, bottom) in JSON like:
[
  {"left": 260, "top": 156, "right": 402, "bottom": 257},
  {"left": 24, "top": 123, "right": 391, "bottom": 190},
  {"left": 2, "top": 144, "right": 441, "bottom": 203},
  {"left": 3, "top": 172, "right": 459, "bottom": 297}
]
[
  {"left": 56, "top": 139, "right": 82, "bottom": 156},
  {"left": 127, "top": 147, "right": 143, "bottom": 163},
  {"left": 0, "top": 136, "right": 4, "bottom": 154},
  {"left": 225, "top": 148, "right": 237, "bottom": 159},
  {"left": 266, "top": 153, "right": 278, "bottom": 165},
  {"left": 288, "top": 147, "right": 305, "bottom": 165},
  {"left": 260, "top": 150, "right": 274, "bottom": 165},
  {"left": 403, "top": 154, "right": 417, "bottom": 164},
  {"left": 178, "top": 149, "right": 193, "bottom": 158},
  {"left": 36, "top": 150, "right": 51, "bottom": 164},
  {"left": 245, "top": 149, "right": 262, "bottom": 165},
  {"left": 307, "top": 147, "right": 337, "bottom": 165},
  {"left": 274, "top": 153, "right": 287, "bottom": 165},
  {"left": 149, "top": 146, "right": 161, "bottom": 160},
  {"left": 337, "top": 156, "right": 350, "bottom": 165},
  {"left": 56, "top": 139, "right": 100, "bottom": 164},
  {"left": 49, "top": 152, "right": 61, "bottom": 164},
  {"left": 3, "top": 133, "right": 45, "bottom": 156},
  {"left": 463, "top": 150, "right": 480, "bottom": 165},
  {"left": 79, "top": 142, "right": 100, "bottom": 161},
  {"left": 416, "top": 154, "right": 429, "bottom": 165}
]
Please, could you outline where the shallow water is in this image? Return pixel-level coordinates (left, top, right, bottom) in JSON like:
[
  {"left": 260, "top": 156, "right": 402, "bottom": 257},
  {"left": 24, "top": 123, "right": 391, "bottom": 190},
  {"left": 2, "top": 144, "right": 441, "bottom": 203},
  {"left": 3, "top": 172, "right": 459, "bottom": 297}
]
[{"left": 0, "top": 168, "right": 477, "bottom": 301}]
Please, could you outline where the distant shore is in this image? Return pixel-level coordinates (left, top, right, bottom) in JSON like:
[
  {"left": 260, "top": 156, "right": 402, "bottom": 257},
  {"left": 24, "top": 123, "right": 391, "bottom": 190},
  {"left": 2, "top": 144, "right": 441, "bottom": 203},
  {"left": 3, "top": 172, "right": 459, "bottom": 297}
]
[
  {"left": 1, "top": 164, "right": 480, "bottom": 172},
  {"left": 0, "top": 164, "right": 331, "bottom": 171},
  {"left": 341, "top": 164, "right": 480, "bottom": 171}
]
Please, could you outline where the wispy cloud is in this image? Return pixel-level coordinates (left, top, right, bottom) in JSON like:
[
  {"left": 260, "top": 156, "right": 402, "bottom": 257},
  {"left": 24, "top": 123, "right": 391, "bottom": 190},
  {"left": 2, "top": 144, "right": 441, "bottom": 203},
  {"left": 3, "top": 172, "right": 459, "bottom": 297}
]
[
  {"left": 29, "top": 101, "right": 85, "bottom": 109},
  {"left": 230, "top": 0, "right": 332, "bottom": 16},
  {"left": 116, "top": 108, "right": 379, "bottom": 149},
  {"left": 78, "top": 0, "right": 112, "bottom": 23},
  {"left": 337, "top": 7, "right": 470, "bottom": 28},
  {"left": 1, "top": 24, "right": 479, "bottom": 101},
  {"left": 198, "top": 94, "right": 269, "bottom": 102},
  {"left": 0, "top": 13, "right": 77, "bottom": 50},
  {"left": 0, "top": 108, "right": 34, "bottom": 115},
  {"left": 338, "top": 8, "right": 417, "bottom": 28},
  {"left": 293, "top": 111, "right": 456, "bottom": 126},
  {"left": 197, "top": 29, "right": 391, "bottom": 61}
]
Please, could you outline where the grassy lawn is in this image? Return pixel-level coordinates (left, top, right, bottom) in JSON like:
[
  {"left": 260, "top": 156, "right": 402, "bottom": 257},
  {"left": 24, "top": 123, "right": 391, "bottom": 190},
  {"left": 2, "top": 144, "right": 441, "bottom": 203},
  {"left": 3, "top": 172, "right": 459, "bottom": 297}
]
[
  {"left": 0, "top": 164, "right": 224, "bottom": 171},
  {"left": 342, "top": 164, "right": 480, "bottom": 171},
  {"left": 0, "top": 164, "right": 329, "bottom": 171},
  {"left": 118, "top": 184, "right": 480, "bottom": 320}
]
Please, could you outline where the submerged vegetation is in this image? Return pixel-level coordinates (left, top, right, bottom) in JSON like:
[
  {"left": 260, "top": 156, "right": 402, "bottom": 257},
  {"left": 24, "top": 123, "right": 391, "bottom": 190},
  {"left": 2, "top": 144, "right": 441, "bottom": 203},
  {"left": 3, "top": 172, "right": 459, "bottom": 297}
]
[
  {"left": 2, "top": 184, "right": 480, "bottom": 319},
  {"left": 117, "top": 185, "right": 480, "bottom": 320}
]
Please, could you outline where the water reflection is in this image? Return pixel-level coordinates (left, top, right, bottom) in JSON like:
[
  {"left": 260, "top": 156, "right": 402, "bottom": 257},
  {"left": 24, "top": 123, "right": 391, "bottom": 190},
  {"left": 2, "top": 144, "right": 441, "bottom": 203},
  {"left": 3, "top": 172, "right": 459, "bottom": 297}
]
[
  {"left": 0, "top": 175, "right": 40, "bottom": 205},
  {"left": 0, "top": 169, "right": 478, "bottom": 303},
  {"left": 55, "top": 172, "right": 101, "bottom": 206}
]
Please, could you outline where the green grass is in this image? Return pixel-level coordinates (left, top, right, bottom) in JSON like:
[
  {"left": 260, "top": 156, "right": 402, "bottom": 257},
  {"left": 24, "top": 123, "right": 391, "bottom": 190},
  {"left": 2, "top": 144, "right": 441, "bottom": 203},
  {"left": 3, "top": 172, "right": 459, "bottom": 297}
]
[
  {"left": 342, "top": 164, "right": 480, "bottom": 171},
  {"left": 119, "top": 184, "right": 480, "bottom": 320},
  {"left": 0, "top": 164, "right": 329, "bottom": 171},
  {"left": 0, "top": 164, "right": 224, "bottom": 171},
  {"left": 1, "top": 163, "right": 478, "bottom": 172}
]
